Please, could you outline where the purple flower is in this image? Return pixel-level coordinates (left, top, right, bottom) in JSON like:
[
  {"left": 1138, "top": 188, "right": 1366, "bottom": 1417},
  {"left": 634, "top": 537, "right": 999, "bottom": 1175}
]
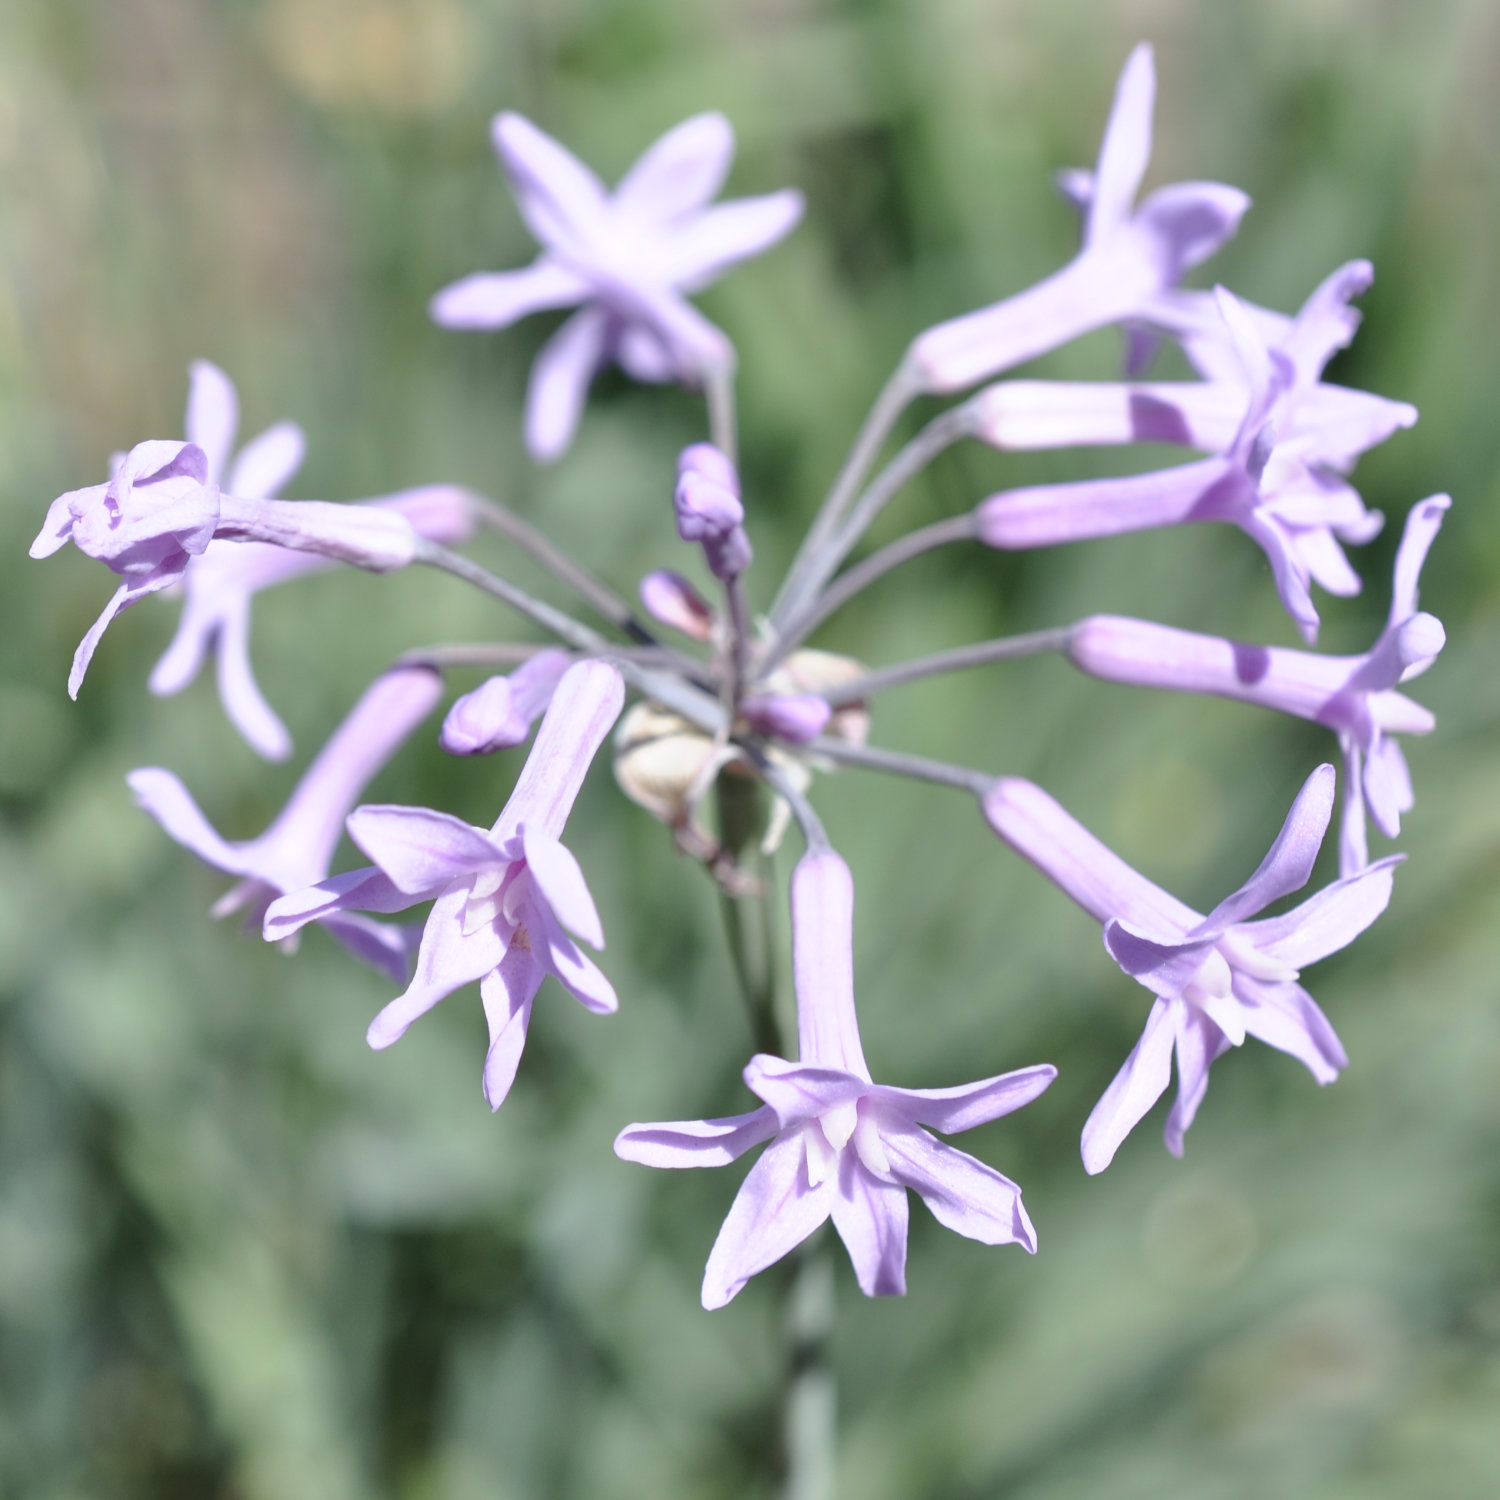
[
  {"left": 1068, "top": 496, "right": 1449, "bottom": 875},
  {"left": 264, "top": 661, "right": 626, "bottom": 1109},
  {"left": 976, "top": 287, "right": 1390, "bottom": 642},
  {"left": 151, "top": 362, "right": 476, "bottom": 760},
  {"left": 983, "top": 766, "right": 1399, "bottom": 1172},
  {"left": 128, "top": 666, "right": 444, "bottom": 983},
  {"left": 907, "top": 45, "right": 1248, "bottom": 394},
  {"left": 968, "top": 262, "right": 1416, "bottom": 471},
  {"left": 32, "top": 439, "right": 220, "bottom": 697},
  {"left": 430, "top": 112, "right": 803, "bottom": 461},
  {"left": 615, "top": 852, "right": 1054, "bottom": 1307},
  {"left": 738, "top": 693, "right": 832, "bottom": 746},
  {"left": 439, "top": 649, "right": 572, "bottom": 755},
  {"left": 675, "top": 443, "right": 752, "bottom": 580}
]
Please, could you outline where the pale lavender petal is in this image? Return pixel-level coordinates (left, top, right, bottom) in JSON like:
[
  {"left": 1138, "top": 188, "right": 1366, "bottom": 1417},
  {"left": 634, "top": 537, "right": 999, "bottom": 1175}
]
[
  {"left": 147, "top": 588, "right": 216, "bottom": 696},
  {"left": 791, "top": 852, "right": 870, "bottom": 1078},
  {"left": 1086, "top": 44, "right": 1154, "bottom": 242},
  {"left": 228, "top": 422, "right": 306, "bottom": 500},
  {"left": 1103, "top": 922, "right": 1220, "bottom": 998},
  {"left": 598, "top": 279, "right": 734, "bottom": 377},
  {"left": 1079, "top": 996, "right": 1178, "bottom": 1174},
  {"left": 1338, "top": 738, "right": 1369, "bottom": 878},
  {"left": 534, "top": 896, "right": 617, "bottom": 1013},
  {"left": 1236, "top": 854, "right": 1401, "bottom": 969},
  {"left": 525, "top": 306, "right": 611, "bottom": 463},
  {"left": 491, "top": 112, "right": 609, "bottom": 255},
  {"left": 1238, "top": 510, "right": 1320, "bottom": 644},
  {"left": 1162, "top": 1008, "right": 1231, "bottom": 1156},
  {"left": 612, "top": 111, "right": 734, "bottom": 223},
  {"left": 214, "top": 495, "right": 416, "bottom": 572},
  {"left": 258, "top": 666, "right": 444, "bottom": 884},
  {"left": 263, "top": 867, "right": 415, "bottom": 941},
  {"left": 976, "top": 457, "right": 1233, "bottom": 550},
  {"left": 30, "top": 485, "right": 92, "bottom": 558},
  {"left": 69, "top": 575, "right": 170, "bottom": 699},
  {"left": 429, "top": 260, "right": 588, "bottom": 329},
  {"left": 347, "top": 805, "right": 501, "bottom": 895},
  {"left": 743, "top": 1054, "right": 868, "bottom": 1128},
  {"left": 367, "top": 885, "right": 506, "bottom": 1049},
  {"left": 1236, "top": 975, "right": 1347, "bottom": 1083},
  {"left": 881, "top": 1125, "right": 1036, "bottom": 1252},
  {"left": 479, "top": 949, "right": 546, "bottom": 1109},
  {"left": 981, "top": 778, "right": 1198, "bottom": 935},
  {"left": 1362, "top": 734, "right": 1413, "bottom": 838},
  {"left": 440, "top": 651, "right": 571, "bottom": 755},
  {"left": 969, "top": 380, "right": 1237, "bottom": 453},
  {"left": 1198, "top": 764, "right": 1336, "bottom": 931},
  {"left": 323, "top": 913, "right": 422, "bottom": 986},
  {"left": 1129, "top": 183, "right": 1251, "bottom": 282},
  {"left": 871, "top": 1063, "right": 1056, "bottom": 1135},
  {"left": 659, "top": 191, "right": 806, "bottom": 291},
  {"left": 185, "top": 360, "right": 238, "bottom": 486},
  {"left": 701, "top": 1131, "right": 834, "bottom": 1309},
  {"left": 1279, "top": 260, "right": 1372, "bottom": 386},
  {"left": 615, "top": 323, "right": 678, "bottom": 383},
  {"left": 521, "top": 827, "right": 603, "bottom": 947},
  {"left": 370, "top": 485, "right": 478, "bottom": 547},
  {"left": 1389, "top": 495, "right": 1450, "bottom": 628},
  {"left": 213, "top": 601, "right": 294, "bottom": 762},
  {"left": 492, "top": 660, "right": 625, "bottom": 843},
  {"left": 830, "top": 1155, "right": 909, "bottom": 1297},
  {"left": 614, "top": 1106, "right": 780, "bottom": 1169},
  {"left": 1292, "top": 523, "right": 1364, "bottom": 597},
  {"left": 128, "top": 768, "right": 249, "bottom": 876},
  {"left": 1368, "top": 690, "right": 1436, "bottom": 735}
]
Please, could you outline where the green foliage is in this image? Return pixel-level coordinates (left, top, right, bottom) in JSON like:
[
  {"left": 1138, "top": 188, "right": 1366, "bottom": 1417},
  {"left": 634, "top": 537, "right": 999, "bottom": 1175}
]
[{"left": 2, "top": 1, "right": 1498, "bottom": 1495}]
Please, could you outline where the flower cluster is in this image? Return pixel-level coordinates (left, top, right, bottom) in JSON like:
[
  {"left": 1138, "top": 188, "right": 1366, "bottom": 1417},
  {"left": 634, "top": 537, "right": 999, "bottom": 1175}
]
[{"left": 32, "top": 46, "right": 1439, "bottom": 1311}]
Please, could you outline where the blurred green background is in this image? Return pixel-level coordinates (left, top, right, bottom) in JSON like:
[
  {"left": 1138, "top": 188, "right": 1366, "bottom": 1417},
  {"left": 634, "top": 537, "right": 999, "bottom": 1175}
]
[{"left": 3, "top": 0, "right": 1500, "bottom": 1495}]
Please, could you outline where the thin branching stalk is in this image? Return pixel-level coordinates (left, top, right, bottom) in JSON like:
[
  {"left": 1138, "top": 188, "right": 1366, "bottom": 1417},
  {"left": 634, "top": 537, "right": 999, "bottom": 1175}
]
[
  {"left": 819, "top": 627, "right": 1075, "bottom": 705},
  {"left": 809, "top": 737, "right": 995, "bottom": 797}
]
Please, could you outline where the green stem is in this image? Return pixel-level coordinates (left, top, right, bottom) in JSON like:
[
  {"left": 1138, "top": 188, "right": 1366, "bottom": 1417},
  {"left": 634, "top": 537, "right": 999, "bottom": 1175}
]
[
  {"left": 781, "top": 1238, "right": 837, "bottom": 1500},
  {"left": 714, "top": 772, "right": 782, "bottom": 1057}
]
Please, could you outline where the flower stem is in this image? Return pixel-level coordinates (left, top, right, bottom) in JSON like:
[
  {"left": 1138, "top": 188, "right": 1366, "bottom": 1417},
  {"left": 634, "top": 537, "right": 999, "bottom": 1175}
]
[
  {"left": 771, "top": 364, "right": 918, "bottom": 625},
  {"left": 819, "top": 626, "right": 1075, "bottom": 705},
  {"left": 780, "top": 1237, "right": 837, "bottom": 1500},
  {"left": 714, "top": 771, "right": 782, "bottom": 1057},
  {"left": 767, "top": 514, "right": 978, "bottom": 668}
]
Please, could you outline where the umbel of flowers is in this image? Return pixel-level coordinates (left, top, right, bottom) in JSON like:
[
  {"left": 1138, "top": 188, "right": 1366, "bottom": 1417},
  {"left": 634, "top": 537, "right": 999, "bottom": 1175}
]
[{"left": 33, "top": 45, "right": 1439, "bottom": 1320}]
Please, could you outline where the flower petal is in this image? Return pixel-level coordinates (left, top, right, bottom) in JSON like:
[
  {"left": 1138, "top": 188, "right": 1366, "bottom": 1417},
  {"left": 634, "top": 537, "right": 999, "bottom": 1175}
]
[
  {"left": 263, "top": 867, "right": 416, "bottom": 941},
  {"left": 227, "top": 421, "right": 306, "bottom": 500},
  {"left": 522, "top": 827, "right": 603, "bottom": 947},
  {"left": 981, "top": 777, "right": 1198, "bottom": 935},
  {"left": 1162, "top": 1007, "right": 1232, "bottom": 1156},
  {"left": 701, "top": 1131, "right": 833, "bottom": 1309},
  {"left": 128, "top": 768, "right": 249, "bottom": 876},
  {"left": 69, "top": 575, "right": 173, "bottom": 699},
  {"left": 534, "top": 895, "right": 617, "bottom": 1013},
  {"left": 1080, "top": 996, "right": 1178, "bottom": 1174},
  {"left": 366, "top": 885, "right": 506, "bottom": 1049},
  {"left": 881, "top": 1125, "right": 1036, "bottom": 1252},
  {"left": 524, "top": 306, "right": 611, "bottom": 462},
  {"left": 613, "top": 112, "right": 734, "bottom": 223},
  {"left": 743, "top": 1055, "right": 867, "bottom": 1128},
  {"left": 493, "top": 659, "right": 625, "bottom": 843},
  {"left": 348, "top": 805, "right": 501, "bottom": 895},
  {"left": 322, "top": 913, "right": 422, "bottom": 986},
  {"left": 479, "top": 947, "right": 546, "bottom": 1109},
  {"left": 1237, "top": 854, "right": 1401, "bottom": 969},
  {"left": 213, "top": 600, "right": 294, "bottom": 762},
  {"left": 1086, "top": 43, "right": 1154, "bottom": 242},
  {"left": 429, "top": 260, "right": 588, "bottom": 330},
  {"left": 491, "top": 112, "right": 609, "bottom": 255},
  {"left": 185, "top": 360, "right": 238, "bottom": 486},
  {"left": 1236, "top": 975, "right": 1347, "bottom": 1084},
  {"left": 791, "top": 851, "right": 870, "bottom": 1077},
  {"left": 1103, "top": 921, "right": 1220, "bottom": 998},
  {"left": 614, "top": 1106, "right": 780, "bottom": 1169},
  {"left": 1198, "top": 764, "right": 1336, "bottom": 932},
  {"left": 660, "top": 191, "right": 806, "bottom": 291},
  {"left": 872, "top": 1063, "right": 1056, "bottom": 1135},
  {"left": 1389, "top": 495, "right": 1450, "bottom": 628},
  {"left": 830, "top": 1155, "right": 909, "bottom": 1297}
]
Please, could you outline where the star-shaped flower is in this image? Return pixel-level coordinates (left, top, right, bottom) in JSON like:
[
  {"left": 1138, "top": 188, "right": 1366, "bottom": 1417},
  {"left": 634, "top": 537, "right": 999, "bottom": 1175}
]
[
  {"left": 264, "top": 660, "right": 626, "bottom": 1109},
  {"left": 431, "top": 111, "right": 803, "bottom": 460},
  {"left": 615, "top": 851, "right": 1055, "bottom": 1307},
  {"left": 983, "top": 765, "right": 1399, "bottom": 1172}
]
